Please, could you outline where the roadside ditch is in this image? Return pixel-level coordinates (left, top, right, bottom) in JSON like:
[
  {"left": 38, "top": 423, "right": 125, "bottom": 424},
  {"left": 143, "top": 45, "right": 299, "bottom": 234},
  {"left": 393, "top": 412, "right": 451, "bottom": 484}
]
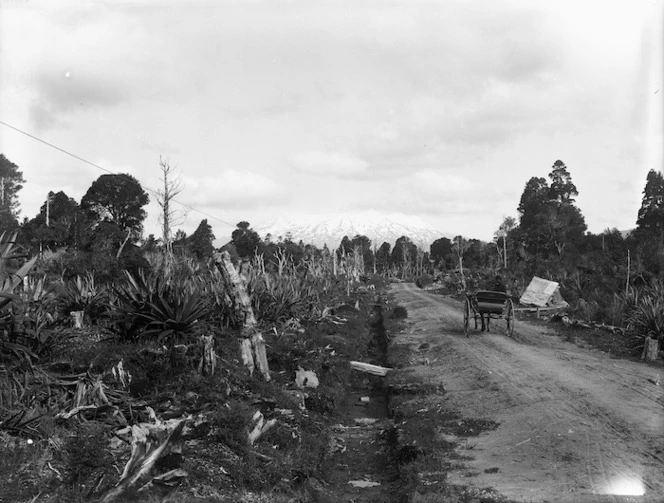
[
  {"left": 314, "top": 289, "right": 506, "bottom": 503},
  {"left": 315, "top": 294, "right": 398, "bottom": 502}
]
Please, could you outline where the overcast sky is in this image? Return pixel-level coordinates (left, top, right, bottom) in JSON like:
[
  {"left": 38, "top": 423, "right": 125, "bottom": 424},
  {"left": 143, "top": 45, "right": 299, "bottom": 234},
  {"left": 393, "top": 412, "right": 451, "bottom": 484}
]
[{"left": 1, "top": 0, "right": 662, "bottom": 244}]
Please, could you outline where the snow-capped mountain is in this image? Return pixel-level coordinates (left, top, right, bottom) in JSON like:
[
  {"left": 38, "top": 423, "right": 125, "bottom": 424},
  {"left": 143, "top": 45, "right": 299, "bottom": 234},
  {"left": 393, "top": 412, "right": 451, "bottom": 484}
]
[{"left": 254, "top": 210, "right": 450, "bottom": 249}]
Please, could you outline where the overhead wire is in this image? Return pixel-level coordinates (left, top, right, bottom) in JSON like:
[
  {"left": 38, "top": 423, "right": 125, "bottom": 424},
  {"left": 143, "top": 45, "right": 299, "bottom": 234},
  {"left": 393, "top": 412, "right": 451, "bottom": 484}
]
[{"left": 0, "top": 119, "right": 236, "bottom": 228}]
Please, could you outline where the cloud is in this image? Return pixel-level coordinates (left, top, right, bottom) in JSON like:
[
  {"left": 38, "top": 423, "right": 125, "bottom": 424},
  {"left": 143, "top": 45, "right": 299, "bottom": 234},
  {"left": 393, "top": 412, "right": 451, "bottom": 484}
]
[
  {"left": 1, "top": 3, "right": 142, "bottom": 129},
  {"left": 399, "top": 171, "right": 476, "bottom": 214},
  {"left": 3, "top": 0, "right": 650, "bottom": 243},
  {"left": 30, "top": 70, "right": 128, "bottom": 127},
  {"left": 353, "top": 170, "right": 476, "bottom": 214},
  {"left": 290, "top": 151, "right": 370, "bottom": 177},
  {"left": 411, "top": 171, "right": 474, "bottom": 195},
  {"left": 181, "top": 170, "right": 289, "bottom": 208}
]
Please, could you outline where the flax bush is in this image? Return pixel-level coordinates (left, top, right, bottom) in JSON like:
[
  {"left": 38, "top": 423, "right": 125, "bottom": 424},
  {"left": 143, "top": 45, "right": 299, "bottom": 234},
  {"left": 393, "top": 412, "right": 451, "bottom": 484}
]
[
  {"left": 628, "top": 281, "right": 664, "bottom": 340},
  {"left": 56, "top": 272, "right": 109, "bottom": 325},
  {"left": 244, "top": 253, "right": 321, "bottom": 324},
  {"left": 110, "top": 269, "right": 212, "bottom": 346}
]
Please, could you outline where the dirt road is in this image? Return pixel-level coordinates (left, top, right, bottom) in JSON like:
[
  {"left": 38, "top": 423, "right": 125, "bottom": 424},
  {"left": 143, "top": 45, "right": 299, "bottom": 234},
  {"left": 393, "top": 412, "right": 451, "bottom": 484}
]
[{"left": 389, "top": 283, "right": 664, "bottom": 503}]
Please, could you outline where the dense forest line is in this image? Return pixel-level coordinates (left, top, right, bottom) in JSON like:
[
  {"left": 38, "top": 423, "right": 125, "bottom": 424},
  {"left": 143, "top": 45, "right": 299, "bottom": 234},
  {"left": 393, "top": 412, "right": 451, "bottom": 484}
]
[{"left": 0, "top": 154, "right": 663, "bottom": 350}]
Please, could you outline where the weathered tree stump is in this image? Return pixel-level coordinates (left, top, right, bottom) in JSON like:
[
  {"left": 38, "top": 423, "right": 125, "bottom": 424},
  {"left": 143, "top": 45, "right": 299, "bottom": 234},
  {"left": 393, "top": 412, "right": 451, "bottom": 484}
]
[
  {"left": 215, "top": 251, "right": 270, "bottom": 381},
  {"left": 198, "top": 334, "right": 217, "bottom": 376},
  {"left": 641, "top": 336, "right": 659, "bottom": 362},
  {"left": 71, "top": 310, "right": 84, "bottom": 329}
]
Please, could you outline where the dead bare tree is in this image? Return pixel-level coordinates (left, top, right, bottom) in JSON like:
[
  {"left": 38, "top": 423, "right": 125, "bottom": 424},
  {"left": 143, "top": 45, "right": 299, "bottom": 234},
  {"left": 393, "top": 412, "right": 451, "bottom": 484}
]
[
  {"left": 452, "top": 235, "right": 468, "bottom": 291},
  {"left": 416, "top": 247, "right": 425, "bottom": 276},
  {"left": 156, "top": 157, "right": 185, "bottom": 271},
  {"left": 494, "top": 216, "right": 516, "bottom": 269}
]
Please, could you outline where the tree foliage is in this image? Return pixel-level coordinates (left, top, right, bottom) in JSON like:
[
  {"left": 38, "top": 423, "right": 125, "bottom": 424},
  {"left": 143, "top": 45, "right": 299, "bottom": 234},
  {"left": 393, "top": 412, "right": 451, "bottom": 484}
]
[
  {"left": 548, "top": 160, "right": 578, "bottom": 204},
  {"left": 231, "top": 221, "right": 261, "bottom": 258},
  {"left": 430, "top": 237, "right": 452, "bottom": 267},
  {"left": 0, "top": 154, "right": 25, "bottom": 227},
  {"left": 375, "top": 242, "right": 391, "bottom": 273},
  {"left": 80, "top": 174, "right": 149, "bottom": 236},
  {"left": 188, "top": 219, "right": 216, "bottom": 260},
  {"left": 516, "top": 161, "right": 586, "bottom": 260},
  {"left": 636, "top": 169, "right": 664, "bottom": 238},
  {"left": 21, "top": 191, "right": 83, "bottom": 250},
  {"left": 391, "top": 236, "right": 417, "bottom": 277}
]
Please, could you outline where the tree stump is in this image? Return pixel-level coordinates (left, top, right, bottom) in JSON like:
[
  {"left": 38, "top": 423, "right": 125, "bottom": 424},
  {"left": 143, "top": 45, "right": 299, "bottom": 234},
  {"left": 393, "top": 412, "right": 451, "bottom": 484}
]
[
  {"left": 215, "top": 251, "right": 270, "bottom": 381},
  {"left": 198, "top": 334, "right": 217, "bottom": 376},
  {"left": 71, "top": 310, "right": 84, "bottom": 329},
  {"left": 641, "top": 336, "right": 659, "bottom": 362}
]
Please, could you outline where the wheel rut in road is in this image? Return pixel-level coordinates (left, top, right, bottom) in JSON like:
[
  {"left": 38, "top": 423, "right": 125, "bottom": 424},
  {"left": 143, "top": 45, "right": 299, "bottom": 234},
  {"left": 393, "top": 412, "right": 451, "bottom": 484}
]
[{"left": 389, "top": 282, "right": 664, "bottom": 503}]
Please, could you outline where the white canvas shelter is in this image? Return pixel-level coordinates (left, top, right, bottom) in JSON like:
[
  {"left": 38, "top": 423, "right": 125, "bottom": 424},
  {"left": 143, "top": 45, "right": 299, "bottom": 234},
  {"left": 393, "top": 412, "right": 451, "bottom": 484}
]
[{"left": 519, "top": 276, "right": 568, "bottom": 308}]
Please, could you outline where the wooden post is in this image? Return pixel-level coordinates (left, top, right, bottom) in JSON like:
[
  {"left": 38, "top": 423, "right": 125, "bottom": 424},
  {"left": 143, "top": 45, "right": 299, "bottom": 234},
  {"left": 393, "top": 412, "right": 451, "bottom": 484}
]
[{"left": 215, "top": 251, "right": 270, "bottom": 380}]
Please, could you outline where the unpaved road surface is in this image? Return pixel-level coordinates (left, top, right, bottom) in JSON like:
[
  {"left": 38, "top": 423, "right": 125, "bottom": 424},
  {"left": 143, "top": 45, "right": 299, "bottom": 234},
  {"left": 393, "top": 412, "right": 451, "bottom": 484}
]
[{"left": 390, "top": 283, "right": 664, "bottom": 502}]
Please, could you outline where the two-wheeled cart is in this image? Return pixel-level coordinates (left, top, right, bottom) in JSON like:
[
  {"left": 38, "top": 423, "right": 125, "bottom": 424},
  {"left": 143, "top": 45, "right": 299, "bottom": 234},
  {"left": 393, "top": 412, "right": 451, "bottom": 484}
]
[{"left": 463, "top": 290, "right": 515, "bottom": 337}]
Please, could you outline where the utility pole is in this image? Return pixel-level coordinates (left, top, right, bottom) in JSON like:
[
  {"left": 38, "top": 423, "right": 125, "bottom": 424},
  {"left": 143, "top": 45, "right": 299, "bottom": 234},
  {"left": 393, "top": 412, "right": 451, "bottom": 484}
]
[
  {"left": 46, "top": 194, "right": 50, "bottom": 227},
  {"left": 626, "top": 249, "right": 631, "bottom": 296}
]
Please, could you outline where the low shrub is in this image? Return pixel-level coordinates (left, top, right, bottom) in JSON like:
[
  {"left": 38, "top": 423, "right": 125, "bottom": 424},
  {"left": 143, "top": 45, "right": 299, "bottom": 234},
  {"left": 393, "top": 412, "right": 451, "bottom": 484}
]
[
  {"left": 415, "top": 274, "right": 434, "bottom": 289},
  {"left": 390, "top": 305, "right": 408, "bottom": 319},
  {"left": 62, "top": 421, "right": 114, "bottom": 486}
]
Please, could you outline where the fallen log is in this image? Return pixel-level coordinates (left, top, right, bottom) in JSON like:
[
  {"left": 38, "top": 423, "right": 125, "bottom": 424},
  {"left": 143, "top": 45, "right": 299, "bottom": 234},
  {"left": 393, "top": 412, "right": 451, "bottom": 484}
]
[
  {"left": 350, "top": 361, "right": 391, "bottom": 376},
  {"left": 553, "top": 315, "right": 625, "bottom": 334},
  {"left": 137, "top": 468, "right": 188, "bottom": 492},
  {"left": 55, "top": 404, "right": 97, "bottom": 420},
  {"left": 591, "top": 322, "right": 626, "bottom": 335}
]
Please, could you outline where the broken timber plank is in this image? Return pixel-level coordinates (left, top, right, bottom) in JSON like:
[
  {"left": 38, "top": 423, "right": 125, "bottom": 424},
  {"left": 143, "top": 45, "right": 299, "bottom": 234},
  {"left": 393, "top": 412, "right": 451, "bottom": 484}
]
[{"left": 350, "top": 361, "right": 391, "bottom": 376}]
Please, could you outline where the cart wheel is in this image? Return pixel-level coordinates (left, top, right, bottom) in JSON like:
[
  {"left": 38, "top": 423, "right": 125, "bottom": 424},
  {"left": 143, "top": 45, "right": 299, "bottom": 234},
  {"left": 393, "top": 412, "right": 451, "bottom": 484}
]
[
  {"left": 463, "top": 298, "right": 470, "bottom": 336},
  {"left": 505, "top": 298, "right": 515, "bottom": 337}
]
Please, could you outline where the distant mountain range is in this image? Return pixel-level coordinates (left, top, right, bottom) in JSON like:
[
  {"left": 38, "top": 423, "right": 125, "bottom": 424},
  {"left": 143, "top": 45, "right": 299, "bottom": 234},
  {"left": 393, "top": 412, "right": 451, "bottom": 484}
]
[{"left": 254, "top": 211, "right": 450, "bottom": 249}]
